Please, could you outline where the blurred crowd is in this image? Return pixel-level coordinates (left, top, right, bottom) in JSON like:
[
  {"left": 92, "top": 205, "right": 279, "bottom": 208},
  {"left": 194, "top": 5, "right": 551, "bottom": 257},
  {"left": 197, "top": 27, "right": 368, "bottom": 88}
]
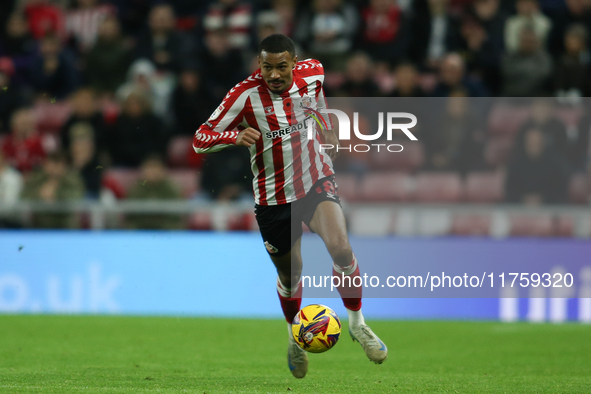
[{"left": 1, "top": 0, "right": 591, "bottom": 229}]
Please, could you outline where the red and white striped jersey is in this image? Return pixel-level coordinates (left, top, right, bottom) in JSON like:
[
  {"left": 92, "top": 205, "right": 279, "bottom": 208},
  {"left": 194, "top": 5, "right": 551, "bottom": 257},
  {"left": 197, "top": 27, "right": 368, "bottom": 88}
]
[{"left": 193, "top": 59, "right": 334, "bottom": 206}]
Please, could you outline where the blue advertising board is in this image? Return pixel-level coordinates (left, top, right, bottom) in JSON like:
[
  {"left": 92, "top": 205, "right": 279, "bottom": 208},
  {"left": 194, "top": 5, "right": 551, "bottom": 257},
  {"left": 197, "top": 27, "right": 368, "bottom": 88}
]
[{"left": 1, "top": 232, "right": 590, "bottom": 323}]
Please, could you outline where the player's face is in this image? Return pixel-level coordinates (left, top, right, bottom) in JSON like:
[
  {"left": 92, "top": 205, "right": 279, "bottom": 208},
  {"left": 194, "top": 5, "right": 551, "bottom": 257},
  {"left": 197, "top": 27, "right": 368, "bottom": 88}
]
[{"left": 259, "top": 51, "right": 297, "bottom": 94}]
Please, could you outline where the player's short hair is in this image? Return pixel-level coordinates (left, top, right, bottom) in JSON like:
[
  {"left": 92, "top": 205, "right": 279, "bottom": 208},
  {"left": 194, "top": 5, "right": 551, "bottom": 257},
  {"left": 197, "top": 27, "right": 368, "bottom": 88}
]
[{"left": 259, "top": 34, "right": 296, "bottom": 58}]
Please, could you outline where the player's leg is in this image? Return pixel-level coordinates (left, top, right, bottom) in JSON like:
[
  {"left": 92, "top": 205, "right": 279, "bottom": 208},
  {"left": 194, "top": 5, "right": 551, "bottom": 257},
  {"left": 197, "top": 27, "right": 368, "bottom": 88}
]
[
  {"left": 269, "top": 238, "right": 308, "bottom": 379},
  {"left": 255, "top": 203, "right": 307, "bottom": 378},
  {"left": 307, "top": 182, "right": 388, "bottom": 364}
]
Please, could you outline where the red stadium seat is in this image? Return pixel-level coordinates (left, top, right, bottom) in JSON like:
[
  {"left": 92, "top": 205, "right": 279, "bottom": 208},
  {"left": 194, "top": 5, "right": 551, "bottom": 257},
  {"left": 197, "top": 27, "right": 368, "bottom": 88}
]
[
  {"left": 368, "top": 142, "right": 424, "bottom": 172},
  {"left": 102, "top": 169, "right": 140, "bottom": 197},
  {"left": 33, "top": 100, "right": 72, "bottom": 134},
  {"left": 188, "top": 211, "right": 212, "bottom": 230},
  {"left": 414, "top": 172, "right": 462, "bottom": 203},
  {"left": 487, "top": 103, "right": 530, "bottom": 137},
  {"left": 568, "top": 173, "right": 590, "bottom": 204},
  {"left": 451, "top": 214, "right": 492, "bottom": 236},
  {"left": 334, "top": 173, "right": 360, "bottom": 201},
  {"left": 485, "top": 137, "right": 514, "bottom": 168},
  {"left": 554, "top": 215, "right": 574, "bottom": 237},
  {"left": 169, "top": 169, "right": 199, "bottom": 198},
  {"left": 168, "top": 136, "right": 202, "bottom": 168},
  {"left": 359, "top": 172, "right": 413, "bottom": 202},
  {"left": 465, "top": 171, "right": 505, "bottom": 203},
  {"left": 509, "top": 214, "right": 554, "bottom": 237}
]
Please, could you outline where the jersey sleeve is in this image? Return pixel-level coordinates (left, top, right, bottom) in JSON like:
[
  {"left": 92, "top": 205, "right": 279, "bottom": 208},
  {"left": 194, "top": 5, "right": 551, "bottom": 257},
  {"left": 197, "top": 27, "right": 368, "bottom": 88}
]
[{"left": 193, "top": 89, "right": 251, "bottom": 154}]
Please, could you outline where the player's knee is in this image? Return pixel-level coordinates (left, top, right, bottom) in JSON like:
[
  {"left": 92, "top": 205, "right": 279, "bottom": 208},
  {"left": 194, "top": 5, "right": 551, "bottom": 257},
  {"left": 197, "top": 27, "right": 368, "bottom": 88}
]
[
  {"left": 278, "top": 272, "right": 301, "bottom": 288},
  {"left": 327, "top": 242, "right": 353, "bottom": 267}
]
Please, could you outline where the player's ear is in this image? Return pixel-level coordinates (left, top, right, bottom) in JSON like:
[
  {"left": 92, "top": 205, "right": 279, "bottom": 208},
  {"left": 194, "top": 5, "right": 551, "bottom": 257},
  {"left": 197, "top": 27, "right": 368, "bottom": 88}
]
[{"left": 293, "top": 55, "right": 298, "bottom": 68}]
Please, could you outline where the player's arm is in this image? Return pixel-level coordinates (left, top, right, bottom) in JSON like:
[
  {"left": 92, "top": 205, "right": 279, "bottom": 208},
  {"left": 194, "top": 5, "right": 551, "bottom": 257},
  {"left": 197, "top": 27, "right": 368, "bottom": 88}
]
[
  {"left": 193, "top": 92, "right": 260, "bottom": 154},
  {"left": 316, "top": 85, "right": 339, "bottom": 161}
]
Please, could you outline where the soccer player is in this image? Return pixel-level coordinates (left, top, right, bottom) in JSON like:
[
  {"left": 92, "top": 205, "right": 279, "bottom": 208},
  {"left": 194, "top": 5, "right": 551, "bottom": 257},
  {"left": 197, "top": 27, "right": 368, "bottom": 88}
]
[{"left": 193, "top": 34, "right": 387, "bottom": 378}]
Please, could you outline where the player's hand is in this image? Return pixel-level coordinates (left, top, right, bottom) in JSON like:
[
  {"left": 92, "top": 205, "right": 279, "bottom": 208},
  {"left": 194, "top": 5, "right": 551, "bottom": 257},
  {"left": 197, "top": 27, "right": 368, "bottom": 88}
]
[{"left": 236, "top": 127, "right": 261, "bottom": 148}]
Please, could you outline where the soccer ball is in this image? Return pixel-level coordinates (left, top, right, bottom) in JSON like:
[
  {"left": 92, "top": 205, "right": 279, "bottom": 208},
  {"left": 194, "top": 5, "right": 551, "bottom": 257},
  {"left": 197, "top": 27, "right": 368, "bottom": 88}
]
[{"left": 292, "top": 304, "right": 341, "bottom": 353}]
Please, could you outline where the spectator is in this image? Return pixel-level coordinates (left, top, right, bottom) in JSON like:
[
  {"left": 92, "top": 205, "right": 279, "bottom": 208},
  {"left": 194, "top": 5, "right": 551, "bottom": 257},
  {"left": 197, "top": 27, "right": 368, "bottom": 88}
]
[
  {"left": 515, "top": 99, "right": 569, "bottom": 160},
  {"left": 268, "top": 0, "right": 297, "bottom": 37},
  {"left": 0, "top": 150, "right": 24, "bottom": 228},
  {"left": 1, "top": 108, "right": 45, "bottom": 172},
  {"left": 200, "top": 146, "right": 252, "bottom": 201},
  {"left": 571, "top": 102, "right": 591, "bottom": 172},
  {"left": 501, "top": 26, "right": 552, "bottom": 96},
  {"left": 134, "top": 4, "right": 191, "bottom": 73},
  {"left": 0, "top": 58, "right": 26, "bottom": 133},
  {"left": 548, "top": 0, "right": 591, "bottom": 57},
  {"left": 109, "top": 90, "right": 166, "bottom": 167},
  {"left": 468, "top": 0, "right": 507, "bottom": 52},
  {"left": 255, "top": 11, "right": 283, "bottom": 49},
  {"left": 459, "top": 17, "right": 504, "bottom": 95},
  {"left": 69, "top": 124, "right": 101, "bottom": 198},
  {"left": 337, "top": 52, "right": 380, "bottom": 97},
  {"left": 424, "top": 91, "right": 486, "bottom": 174},
  {"left": 390, "top": 62, "right": 426, "bottom": 97},
  {"left": 409, "top": 0, "right": 462, "bottom": 69},
  {"left": 23, "top": 0, "right": 66, "bottom": 40},
  {"left": 432, "top": 53, "right": 488, "bottom": 96},
  {"left": 359, "top": 0, "right": 408, "bottom": 65},
  {"left": 65, "top": 0, "right": 116, "bottom": 53},
  {"left": 0, "top": 0, "right": 18, "bottom": 31},
  {"left": 116, "top": 58, "right": 175, "bottom": 122},
  {"left": 1, "top": 12, "right": 38, "bottom": 63},
  {"left": 126, "top": 154, "right": 182, "bottom": 229},
  {"left": 28, "top": 33, "right": 80, "bottom": 99},
  {"left": 21, "top": 150, "right": 85, "bottom": 228},
  {"left": 60, "top": 88, "right": 106, "bottom": 161},
  {"left": 172, "top": 68, "right": 215, "bottom": 136},
  {"left": 554, "top": 23, "right": 591, "bottom": 99},
  {"left": 203, "top": 0, "right": 254, "bottom": 51},
  {"left": 199, "top": 29, "right": 246, "bottom": 103},
  {"left": 294, "top": 0, "right": 358, "bottom": 71},
  {"left": 84, "top": 15, "right": 132, "bottom": 96},
  {"left": 505, "top": 127, "right": 569, "bottom": 205},
  {"left": 504, "top": 0, "right": 552, "bottom": 53}
]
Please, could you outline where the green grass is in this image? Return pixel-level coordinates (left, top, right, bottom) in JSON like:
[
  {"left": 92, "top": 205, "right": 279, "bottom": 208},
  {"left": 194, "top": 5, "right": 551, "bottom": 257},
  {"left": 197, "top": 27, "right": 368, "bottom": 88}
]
[{"left": 1, "top": 316, "right": 590, "bottom": 393}]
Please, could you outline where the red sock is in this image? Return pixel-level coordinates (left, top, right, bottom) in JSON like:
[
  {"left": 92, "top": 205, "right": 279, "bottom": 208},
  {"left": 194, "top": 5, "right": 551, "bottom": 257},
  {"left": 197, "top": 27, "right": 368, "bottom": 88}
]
[
  {"left": 277, "top": 277, "right": 302, "bottom": 323},
  {"left": 332, "top": 256, "right": 362, "bottom": 311}
]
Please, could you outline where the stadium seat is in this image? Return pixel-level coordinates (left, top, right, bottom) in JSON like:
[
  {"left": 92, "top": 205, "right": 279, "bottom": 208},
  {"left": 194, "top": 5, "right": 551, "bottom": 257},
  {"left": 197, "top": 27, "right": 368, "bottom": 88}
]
[
  {"left": 465, "top": 171, "right": 505, "bottom": 203},
  {"left": 334, "top": 173, "right": 360, "bottom": 201},
  {"left": 554, "top": 106, "right": 583, "bottom": 128},
  {"left": 227, "top": 211, "right": 255, "bottom": 231},
  {"left": 102, "top": 169, "right": 140, "bottom": 197},
  {"left": 188, "top": 211, "right": 212, "bottom": 230},
  {"left": 487, "top": 103, "right": 530, "bottom": 137},
  {"left": 168, "top": 136, "right": 203, "bottom": 168},
  {"left": 451, "top": 214, "right": 492, "bottom": 236},
  {"left": 414, "top": 172, "right": 462, "bottom": 203},
  {"left": 368, "top": 141, "right": 424, "bottom": 172},
  {"left": 508, "top": 214, "right": 554, "bottom": 237},
  {"left": 568, "top": 173, "right": 590, "bottom": 204},
  {"left": 485, "top": 137, "right": 514, "bottom": 168},
  {"left": 554, "top": 215, "right": 574, "bottom": 237},
  {"left": 169, "top": 169, "right": 199, "bottom": 198},
  {"left": 33, "top": 100, "right": 72, "bottom": 134},
  {"left": 359, "top": 172, "right": 413, "bottom": 202},
  {"left": 102, "top": 169, "right": 198, "bottom": 198}
]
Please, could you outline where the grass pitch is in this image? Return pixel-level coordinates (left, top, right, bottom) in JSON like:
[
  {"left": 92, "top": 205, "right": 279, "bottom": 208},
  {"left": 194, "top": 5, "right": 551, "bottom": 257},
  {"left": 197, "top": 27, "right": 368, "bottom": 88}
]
[{"left": 1, "top": 315, "right": 590, "bottom": 393}]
